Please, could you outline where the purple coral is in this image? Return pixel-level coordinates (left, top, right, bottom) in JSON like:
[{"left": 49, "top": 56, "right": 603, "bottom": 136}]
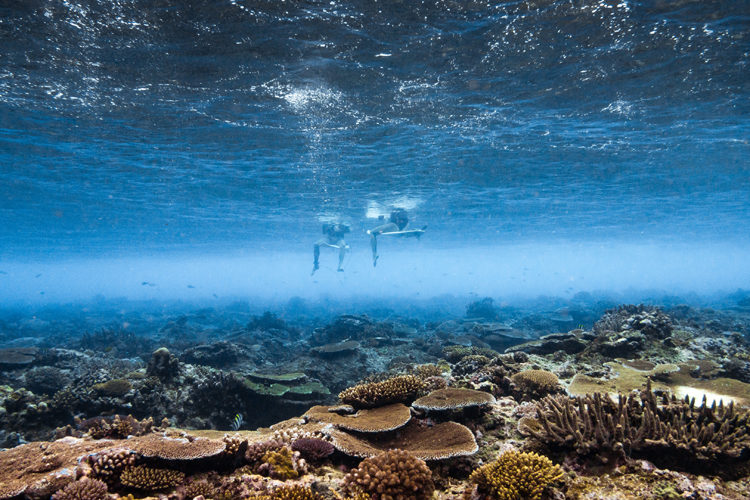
[{"left": 291, "top": 438, "right": 334, "bottom": 461}]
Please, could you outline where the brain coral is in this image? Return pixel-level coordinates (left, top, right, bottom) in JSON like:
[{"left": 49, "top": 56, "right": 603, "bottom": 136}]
[
  {"left": 343, "top": 449, "right": 434, "bottom": 500},
  {"left": 468, "top": 450, "right": 563, "bottom": 500},
  {"left": 338, "top": 375, "right": 427, "bottom": 408},
  {"left": 51, "top": 478, "right": 108, "bottom": 500}
]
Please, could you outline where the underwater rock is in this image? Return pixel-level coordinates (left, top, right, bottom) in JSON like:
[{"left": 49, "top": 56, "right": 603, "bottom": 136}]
[
  {"left": 506, "top": 331, "right": 588, "bottom": 355},
  {"left": 0, "top": 347, "right": 38, "bottom": 369},
  {"left": 146, "top": 347, "right": 179, "bottom": 380},
  {"left": 180, "top": 341, "right": 252, "bottom": 367},
  {"left": 310, "top": 340, "right": 360, "bottom": 358}
]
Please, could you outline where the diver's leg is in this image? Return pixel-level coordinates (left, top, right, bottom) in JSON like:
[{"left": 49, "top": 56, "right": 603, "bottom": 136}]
[
  {"left": 367, "top": 223, "right": 398, "bottom": 267},
  {"left": 336, "top": 239, "right": 346, "bottom": 271},
  {"left": 312, "top": 239, "right": 325, "bottom": 275}
]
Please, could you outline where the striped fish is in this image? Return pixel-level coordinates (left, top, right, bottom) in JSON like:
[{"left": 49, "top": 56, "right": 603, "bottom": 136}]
[{"left": 231, "top": 413, "right": 243, "bottom": 431}]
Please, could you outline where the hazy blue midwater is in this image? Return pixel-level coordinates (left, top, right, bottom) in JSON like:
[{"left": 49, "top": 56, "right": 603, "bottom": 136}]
[{"left": 0, "top": 1, "right": 748, "bottom": 304}]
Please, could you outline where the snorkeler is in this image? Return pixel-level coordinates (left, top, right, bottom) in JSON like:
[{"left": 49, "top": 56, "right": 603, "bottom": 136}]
[
  {"left": 367, "top": 208, "right": 426, "bottom": 267},
  {"left": 312, "top": 222, "right": 350, "bottom": 275}
]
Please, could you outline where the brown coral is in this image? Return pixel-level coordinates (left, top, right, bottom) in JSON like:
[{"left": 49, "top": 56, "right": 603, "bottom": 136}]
[
  {"left": 50, "top": 478, "right": 108, "bottom": 500},
  {"left": 85, "top": 448, "right": 137, "bottom": 487},
  {"left": 338, "top": 375, "right": 427, "bottom": 408},
  {"left": 303, "top": 403, "right": 411, "bottom": 432},
  {"left": 509, "top": 370, "right": 561, "bottom": 400},
  {"left": 78, "top": 414, "right": 153, "bottom": 439},
  {"left": 132, "top": 434, "right": 226, "bottom": 460},
  {"left": 120, "top": 465, "right": 185, "bottom": 491},
  {"left": 327, "top": 420, "right": 478, "bottom": 460},
  {"left": 412, "top": 388, "right": 495, "bottom": 412},
  {"left": 467, "top": 450, "right": 563, "bottom": 500},
  {"left": 344, "top": 449, "right": 434, "bottom": 500},
  {"left": 257, "top": 446, "right": 306, "bottom": 480},
  {"left": 527, "top": 385, "right": 750, "bottom": 477}
]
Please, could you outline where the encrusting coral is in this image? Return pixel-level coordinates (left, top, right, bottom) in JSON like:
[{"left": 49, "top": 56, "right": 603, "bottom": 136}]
[
  {"left": 343, "top": 449, "right": 434, "bottom": 500},
  {"left": 466, "top": 450, "right": 563, "bottom": 500},
  {"left": 50, "top": 478, "right": 109, "bottom": 500},
  {"left": 338, "top": 375, "right": 427, "bottom": 408}
]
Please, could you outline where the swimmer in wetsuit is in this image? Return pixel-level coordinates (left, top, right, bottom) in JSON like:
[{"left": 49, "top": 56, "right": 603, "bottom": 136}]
[
  {"left": 367, "top": 208, "right": 418, "bottom": 267},
  {"left": 312, "top": 222, "right": 350, "bottom": 275}
]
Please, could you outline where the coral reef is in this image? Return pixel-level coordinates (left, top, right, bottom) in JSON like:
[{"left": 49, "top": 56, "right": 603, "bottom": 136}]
[
  {"left": 466, "top": 450, "right": 563, "bottom": 500},
  {"left": 343, "top": 449, "right": 434, "bottom": 500}
]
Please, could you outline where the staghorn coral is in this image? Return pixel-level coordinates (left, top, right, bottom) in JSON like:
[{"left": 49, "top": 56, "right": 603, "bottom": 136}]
[
  {"left": 343, "top": 449, "right": 434, "bottom": 500},
  {"left": 525, "top": 383, "right": 750, "bottom": 477},
  {"left": 120, "top": 465, "right": 185, "bottom": 491},
  {"left": 51, "top": 478, "right": 108, "bottom": 500},
  {"left": 338, "top": 375, "right": 427, "bottom": 409},
  {"left": 509, "top": 370, "right": 561, "bottom": 400},
  {"left": 466, "top": 450, "right": 563, "bottom": 500},
  {"left": 291, "top": 438, "right": 334, "bottom": 461}
]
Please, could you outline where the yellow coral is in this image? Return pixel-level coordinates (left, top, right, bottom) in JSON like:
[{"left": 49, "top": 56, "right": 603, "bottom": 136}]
[
  {"left": 469, "top": 450, "right": 563, "bottom": 500},
  {"left": 261, "top": 447, "right": 299, "bottom": 480}
]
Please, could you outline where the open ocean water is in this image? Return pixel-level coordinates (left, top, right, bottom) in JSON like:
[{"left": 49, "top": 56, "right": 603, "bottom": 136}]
[{"left": 0, "top": 0, "right": 748, "bottom": 304}]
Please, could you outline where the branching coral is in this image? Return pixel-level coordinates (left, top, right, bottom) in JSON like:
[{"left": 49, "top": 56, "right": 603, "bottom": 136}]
[
  {"left": 291, "top": 438, "right": 334, "bottom": 461},
  {"left": 257, "top": 446, "right": 307, "bottom": 480},
  {"left": 85, "top": 448, "right": 137, "bottom": 487},
  {"left": 524, "top": 384, "right": 750, "bottom": 477},
  {"left": 120, "top": 465, "right": 185, "bottom": 491},
  {"left": 467, "top": 450, "right": 563, "bottom": 500},
  {"left": 338, "top": 375, "right": 427, "bottom": 408},
  {"left": 77, "top": 414, "right": 153, "bottom": 439},
  {"left": 343, "top": 449, "right": 434, "bottom": 500},
  {"left": 51, "top": 478, "right": 109, "bottom": 500}
]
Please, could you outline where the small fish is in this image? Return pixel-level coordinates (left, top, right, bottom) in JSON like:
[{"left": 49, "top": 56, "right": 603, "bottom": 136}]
[
  {"left": 0, "top": 270, "right": 7, "bottom": 275},
  {"left": 231, "top": 413, "right": 243, "bottom": 431},
  {"left": 187, "top": 285, "right": 195, "bottom": 289},
  {"left": 141, "top": 281, "right": 156, "bottom": 287},
  {"left": 35, "top": 273, "right": 42, "bottom": 278}
]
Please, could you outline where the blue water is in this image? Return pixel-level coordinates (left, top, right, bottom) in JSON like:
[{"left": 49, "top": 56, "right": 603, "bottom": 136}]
[{"left": 0, "top": 0, "right": 748, "bottom": 303}]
